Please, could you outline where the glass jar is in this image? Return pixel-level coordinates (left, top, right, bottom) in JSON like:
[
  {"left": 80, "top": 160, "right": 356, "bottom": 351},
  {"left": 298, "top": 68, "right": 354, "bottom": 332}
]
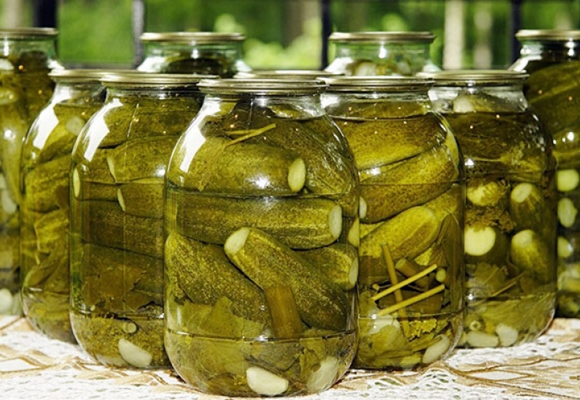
[
  {"left": 69, "top": 72, "right": 206, "bottom": 368},
  {"left": 20, "top": 69, "right": 106, "bottom": 342},
  {"left": 324, "top": 31, "right": 440, "bottom": 76},
  {"left": 137, "top": 32, "right": 250, "bottom": 77},
  {"left": 164, "top": 78, "right": 359, "bottom": 396},
  {"left": 0, "top": 28, "right": 63, "bottom": 316},
  {"left": 426, "top": 70, "right": 557, "bottom": 348},
  {"left": 510, "top": 30, "right": 580, "bottom": 318},
  {"left": 322, "top": 76, "right": 464, "bottom": 369}
]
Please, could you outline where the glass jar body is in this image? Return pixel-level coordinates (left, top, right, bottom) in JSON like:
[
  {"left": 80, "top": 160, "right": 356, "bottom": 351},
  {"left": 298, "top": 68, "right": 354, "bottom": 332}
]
[
  {"left": 0, "top": 28, "right": 63, "bottom": 316},
  {"left": 429, "top": 78, "right": 557, "bottom": 348},
  {"left": 164, "top": 80, "right": 359, "bottom": 396},
  {"left": 69, "top": 78, "right": 203, "bottom": 368},
  {"left": 137, "top": 32, "right": 250, "bottom": 77},
  {"left": 324, "top": 32, "right": 440, "bottom": 76},
  {"left": 323, "top": 81, "right": 464, "bottom": 369},
  {"left": 20, "top": 73, "right": 105, "bottom": 342},
  {"left": 511, "top": 33, "right": 580, "bottom": 317}
]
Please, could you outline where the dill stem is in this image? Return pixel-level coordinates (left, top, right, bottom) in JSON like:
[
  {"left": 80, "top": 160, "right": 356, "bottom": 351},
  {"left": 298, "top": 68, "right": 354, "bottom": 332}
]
[
  {"left": 378, "top": 284, "right": 445, "bottom": 317},
  {"left": 371, "top": 263, "right": 438, "bottom": 301}
]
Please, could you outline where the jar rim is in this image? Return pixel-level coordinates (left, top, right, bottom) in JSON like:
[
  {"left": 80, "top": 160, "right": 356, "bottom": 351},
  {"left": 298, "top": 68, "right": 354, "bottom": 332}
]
[
  {"left": 418, "top": 70, "right": 529, "bottom": 85},
  {"left": 49, "top": 69, "right": 112, "bottom": 82},
  {"left": 328, "top": 31, "right": 435, "bottom": 43},
  {"left": 235, "top": 70, "right": 342, "bottom": 79},
  {"left": 100, "top": 71, "right": 217, "bottom": 88},
  {"left": 140, "top": 32, "right": 246, "bottom": 44},
  {"left": 0, "top": 27, "right": 58, "bottom": 39},
  {"left": 516, "top": 29, "right": 580, "bottom": 41},
  {"left": 322, "top": 76, "right": 434, "bottom": 91},
  {"left": 198, "top": 78, "right": 327, "bottom": 95}
]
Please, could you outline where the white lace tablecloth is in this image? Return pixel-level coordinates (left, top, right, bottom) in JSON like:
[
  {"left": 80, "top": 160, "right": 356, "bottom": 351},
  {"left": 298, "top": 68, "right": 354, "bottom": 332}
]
[{"left": 1, "top": 316, "right": 580, "bottom": 400}]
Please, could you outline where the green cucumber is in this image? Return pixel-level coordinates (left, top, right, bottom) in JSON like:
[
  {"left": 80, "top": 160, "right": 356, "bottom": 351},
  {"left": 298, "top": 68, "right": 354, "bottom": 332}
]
[
  {"left": 299, "top": 243, "right": 359, "bottom": 290},
  {"left": 23, "top": 155, "right": 70, "bottom": 212},
  {"left": 106, "top": 136, "right": 178, "bottom": 182},
  {"left": 165, "top": 233, "right": 269, "bottom": 325},
  {"left": 117, "top": 179, "right": 164, "bottom": 219},
  {"left": 80, "top": 200, "right": 164, "bottom": 258},
  {"left": 173, "top": 135, "right": 306, "bottom": 195},
  {"left": 224, "top": 227, "right": 349, "bottom": 331},
  {"left": 359, "top": 135, "right": 459, "bottom": 223},
  {"left": 174, "top": 191, "right": 342, "bottom": 249}
]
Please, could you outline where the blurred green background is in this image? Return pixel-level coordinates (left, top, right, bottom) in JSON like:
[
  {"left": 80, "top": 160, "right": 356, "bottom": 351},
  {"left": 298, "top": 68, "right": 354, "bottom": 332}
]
[{"left": 2, "top": 0, "right": 579, "bottom": 69}]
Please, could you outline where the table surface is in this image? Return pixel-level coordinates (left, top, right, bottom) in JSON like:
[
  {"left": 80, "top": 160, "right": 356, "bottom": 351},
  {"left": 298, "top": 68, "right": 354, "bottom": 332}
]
[{"left": 1, "top": 316, "right": 580, "bottom": 400}]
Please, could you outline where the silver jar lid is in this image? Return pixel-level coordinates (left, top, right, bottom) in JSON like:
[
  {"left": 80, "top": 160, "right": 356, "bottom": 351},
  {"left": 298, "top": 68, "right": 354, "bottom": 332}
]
[
  {"left": 100, "top": 71, "right": 217, "bottom": 88},
  {"left": 516, "top": 29, "right": 580, "bottom": 41},
  {"left": 328, "top": 31, "right": 435, "bottom": 44},
  {"left": 323, "top": 75, "right": 434, "bottom": 92},
  {"left": 0, "top": 27, "right": 58, "bottom": 39},
  {"left": 140, "top": 32, "right": 246, "bottom": 44}
]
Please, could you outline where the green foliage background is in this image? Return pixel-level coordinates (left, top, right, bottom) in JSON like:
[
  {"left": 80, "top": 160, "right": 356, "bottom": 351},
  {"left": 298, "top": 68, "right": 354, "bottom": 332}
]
[{"left": 54, "top": 0, "right": 580, "bottom": 69}]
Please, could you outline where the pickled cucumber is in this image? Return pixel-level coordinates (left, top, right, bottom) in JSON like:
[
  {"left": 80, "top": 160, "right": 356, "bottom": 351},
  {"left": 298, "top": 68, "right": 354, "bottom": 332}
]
[
  {"left": 360, "top": 141, "right": 459, "bottom": 222},
  {"left": 173, "top": 191, "right": 342, "bottom": 250},
  {"left": 165, "top": 232, "right": 269, "bottom": 325},
  {"left": 336, "top": 114, "right": 444, "bottom": 170},
  {"left": 80, "top": 200, "right": 164, "bottom": 258},
  {"left": 224, "top": 227, "right": 349, "bottom": 331},
  {"left": 107, "top": 136, "right": 179, "bottom": 182},
  {"left": 177, "top": 135, "right": 306, "bottom": 194}
]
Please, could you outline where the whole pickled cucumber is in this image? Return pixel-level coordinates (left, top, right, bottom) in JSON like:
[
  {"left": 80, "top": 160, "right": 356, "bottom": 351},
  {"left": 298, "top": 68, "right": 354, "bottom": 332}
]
[
  {"left": 117, "top": 179, "right": 164, "bottom": 219},
  {"left": 299, "top": 243, "right": 359, "bottom": 290},
  {"left": 80, "top": 200, "right": 164, "bottom": 258},
  {"left": 360, "top": 206, "right": 441, "bottom": 284},
  {"left": 107, "top": 136, "right": 179, "bottom": 182},
  {"left": 510, "top": 229, "right": 555, "bottom": 283},
  {"left": 176, "top": 135, "right": 306, "bottom": 194},
  {"left": 165, "top": 233, "right": 269, "bottom": 325},
  {"left": 99, "top": 96, "right": 201, "bottom": 148},
  {"left": 224, "top": 227, "right": 349, "bottom": 331},
  {"left": 173, "top": 191, "right": 342, "bottom": 250},
  {"left": 359, "top": 140, "right": 459, "bottom": 223},
  {"left": 73, "top": 150, "right": 115, "bottom": 184},
  {"left": 337, "top": 114, "right": 445, "bottom": 170},
  {"left": 23, "top": 155, "right": 70, "bottom": 213},
  {"left": 216, "top": 107, "right": 355, "bottom": 193}
]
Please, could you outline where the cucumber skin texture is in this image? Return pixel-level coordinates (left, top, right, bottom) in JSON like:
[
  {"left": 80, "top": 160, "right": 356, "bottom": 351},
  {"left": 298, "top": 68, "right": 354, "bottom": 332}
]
[
  {"left": 225, "top": 227, "right": 350, "bottom": 332},
  {"left": 165, "top": 232, "right": 270, "bottom": 326},
  {"left": 172, "top": 190, "right": 342, "bottom": 250}
]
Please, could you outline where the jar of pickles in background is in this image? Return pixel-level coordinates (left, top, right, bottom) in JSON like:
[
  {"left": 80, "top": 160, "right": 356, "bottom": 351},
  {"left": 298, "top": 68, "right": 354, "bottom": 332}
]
[
  {"left": 324, "top": 31, "right": 440, "bottom": 76},
  {"left": 69, "top": 72, "right": 207, "bottom": 368},
  {"left": 510, "top": 30, "right": 580, "bottom": 318},
  {"left": 164, "top": 78, "right": 359, "bottom": 396},
  {"left": 0, "top": 28, "right": 63, "bottom": 315},
  {"left": 322, "top": 76, "right": 464, "bottom": 369},
  {"left": 20, "top": 69, "right": 106, "bottom": 343},
  {"left": 425, "top": 70, "right": 557, "bottom": 348},
  {"left": 137, "top": 31, "right": 250, "bottom": 77}
]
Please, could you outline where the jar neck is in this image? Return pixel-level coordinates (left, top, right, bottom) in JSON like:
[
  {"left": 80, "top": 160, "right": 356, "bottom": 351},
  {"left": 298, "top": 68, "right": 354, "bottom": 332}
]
[
  {"left": 105, "top": 86, "right": 200, "bottom": 102},
  {"left": 334, "top": 41, "right": 433, "bottom": 61},
  {"left": 145, "top": 41, "right": 244, "bottom": 55},
  {"left": 51, "top": 81, "right": 105, "bottom": 104},
  {"left": 0, "top": 37, "right": 60, "bottom": 69},
  {"left": 519, "top": 40, "right": 580, "bottom": 61},
  {"left": 200, "top": 92, "right": 325, "bottom": 119},
  {"left": 430, "top": 84, "right": 529, "bottom": 113}
]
